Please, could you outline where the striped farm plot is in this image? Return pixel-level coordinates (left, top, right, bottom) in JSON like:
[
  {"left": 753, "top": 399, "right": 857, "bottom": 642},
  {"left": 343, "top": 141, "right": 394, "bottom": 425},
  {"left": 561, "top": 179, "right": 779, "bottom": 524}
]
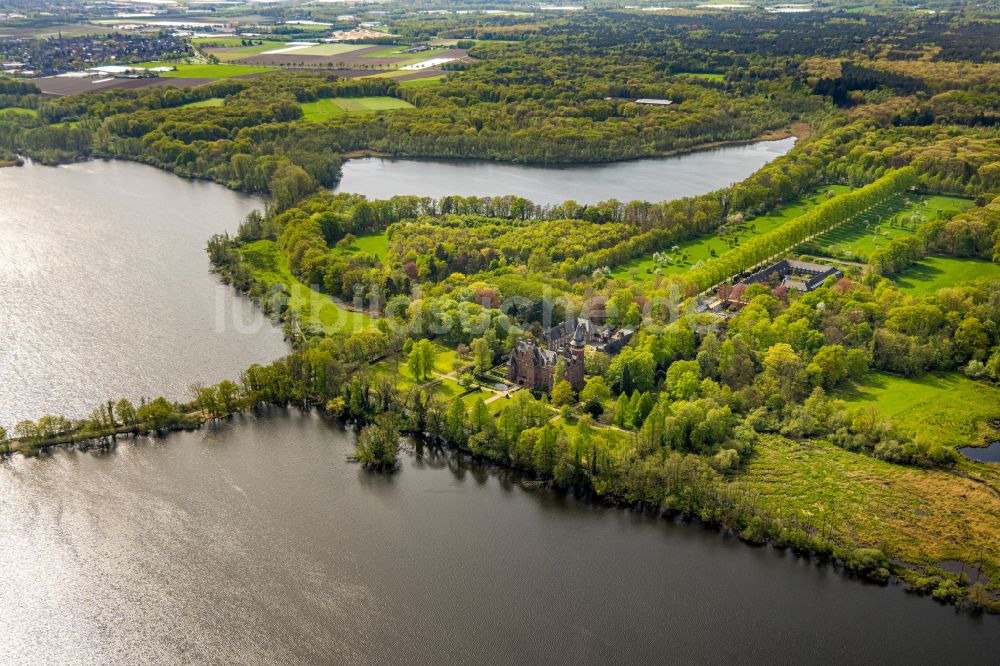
[{"left": 261, "top": 42, "right": 319, "bottom": 55}]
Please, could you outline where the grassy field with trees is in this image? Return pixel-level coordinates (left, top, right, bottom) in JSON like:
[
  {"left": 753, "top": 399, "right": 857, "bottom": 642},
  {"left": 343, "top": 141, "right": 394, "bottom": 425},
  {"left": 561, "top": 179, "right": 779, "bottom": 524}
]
[
  {"left": 894, "top": 257, "right": 1000, "bottom": 295},
  {"left": 802, "top": 193, "right": 973, "bottom": 262},
  {"left": 609, "top": 185, "right": 853, "bottom": 283}
]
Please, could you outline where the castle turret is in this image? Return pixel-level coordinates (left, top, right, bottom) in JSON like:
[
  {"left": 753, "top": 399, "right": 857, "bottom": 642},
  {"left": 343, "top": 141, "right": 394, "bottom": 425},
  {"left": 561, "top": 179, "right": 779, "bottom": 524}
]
[{"left": 566, "top": 325, "right": 586, "bottom": 390}]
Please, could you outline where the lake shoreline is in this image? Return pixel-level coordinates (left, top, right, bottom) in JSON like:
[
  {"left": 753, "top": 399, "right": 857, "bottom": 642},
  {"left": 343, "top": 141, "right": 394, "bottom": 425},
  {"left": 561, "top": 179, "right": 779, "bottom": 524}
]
[
  {"left": 339, "top": 124, "right": 805, "bottom": 167},
  {"left": 6, "top": 403, "right": 998, "bottom": 616}
]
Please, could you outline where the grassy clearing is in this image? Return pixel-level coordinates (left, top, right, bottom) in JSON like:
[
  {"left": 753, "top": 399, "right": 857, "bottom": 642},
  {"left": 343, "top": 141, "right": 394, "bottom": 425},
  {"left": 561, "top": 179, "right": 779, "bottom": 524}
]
[
  {"left": 804, "top": 193, "right": 973, "bottom": 262},
  {"left": 240, "top": 240, "right": 371, "bottom": 335},
  {"left": 181, "top": 97, "right": 224, "bottom": 108},
  {"left": 610, "top": 185, "right": 853, "bottom": 283},
  {"left": 674, "top": 71, "right": 725, "bottom": 81},
  {"left": 893, "top": 256, "right": 1000, "bottom": 295},
  {"left": 743, "top": 435, "right": 1000, "bottom": 590},
  {"left": 0, "top": 107, "right": 38, "bottom": 118},
  {"left": 371, "top": 343, "right": 464, "bottom": 388},
  {"left": 134, "top": 62, "right": 277, "bottom": 78},
  {"left": 347, "top": 232, "right": 389, "bottom": 260},
  {"left": 299, "top": 96, "right": 413, "bottom": 121},
  {"left": 837, "top": 371, "right": 1000, "bottom": 449}
]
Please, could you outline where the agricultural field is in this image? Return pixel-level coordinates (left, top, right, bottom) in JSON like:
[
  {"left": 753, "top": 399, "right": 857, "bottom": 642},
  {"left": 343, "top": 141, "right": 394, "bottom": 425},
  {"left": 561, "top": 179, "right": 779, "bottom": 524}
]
[
  {"left": 194, "top": 39, "right": 288, "bottom": 62},
  {"left": 610, "top": 185, "right": 853, "bottom": 283},
  {"left": 290, "top": 44, "right": 371, "bottom": 57},
  {"left": 803, "top": 193, "right": 973, "bottom": 262},
  {"left": 360, "top": 46, "right": 450, "bottom": 61},
  {"left": 893, "top": 256, "right": 1000, "bottom": 295},
  {"left": 743, "top": 435, "right": 1000, "bottom": 593},
  {"left": 837, "top": 372, "right": 1000, "bottom": 450},
  {"left": 299, "top": 96, "right": 413, "bottom": 121},
  {"left": 134, "top": 62, "right": 277, "bottom": 79},
  {"left": 239, "top": 240, "right": 372, "bottom": 335},
  {"left": 398, "top": 75, "right": 447, "bottom": 88}
]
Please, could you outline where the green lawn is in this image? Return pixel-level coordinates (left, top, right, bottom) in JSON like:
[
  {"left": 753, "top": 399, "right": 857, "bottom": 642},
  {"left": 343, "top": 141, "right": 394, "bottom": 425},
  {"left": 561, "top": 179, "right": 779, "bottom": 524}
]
[
  {"left": 240, "top": 240, "right": 371, "bottom": 336},
  {"left": 371, "top": 343, "right": 465, "bottom": 392},
  {"left": 134, "top": 62, "right": 277, "bottom": 78},
  {"left": 346, "top": 232, "right": 389, "bottom": 260},
  {"left": 804, "top": 193, "right": 973, "bottom": 262},
  {"left": 610, "top": 185, "right": 853, "bottom": 283},
  {"left": 893, "top": 256, "right": 1000, "bottom": 296},
  {"left": 838, "top": 372, "right": 1000, "bottom": 449},
  {"left": 181, "top": 97, "right": 224, "bottom": 108},
  {"left": 300, "top": 96, "right": 413, "bottom": 121}
]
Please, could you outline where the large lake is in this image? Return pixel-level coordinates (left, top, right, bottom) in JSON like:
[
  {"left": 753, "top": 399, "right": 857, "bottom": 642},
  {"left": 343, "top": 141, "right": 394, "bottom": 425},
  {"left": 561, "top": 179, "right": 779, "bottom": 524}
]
[
  {"left": 334, "top": 137, "right": 796, "bottom": 205},
  {"left": 0, "top": 410, "right": 994, "bottom": 663},
  {"left": 0, "top": 160, "right": 290, "bottom": 424}
]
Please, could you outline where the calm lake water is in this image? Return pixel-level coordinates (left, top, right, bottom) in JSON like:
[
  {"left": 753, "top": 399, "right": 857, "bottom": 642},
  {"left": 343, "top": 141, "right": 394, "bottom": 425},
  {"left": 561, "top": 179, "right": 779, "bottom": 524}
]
[
  {"left": 0, "top": 160, "right": 290, "bottom": 424},
  {"left": 0, "top": 410, "right": 995, "bottom": 664},
  {"left": 334, "top": 137, "right": 796, "bottom": 205}
]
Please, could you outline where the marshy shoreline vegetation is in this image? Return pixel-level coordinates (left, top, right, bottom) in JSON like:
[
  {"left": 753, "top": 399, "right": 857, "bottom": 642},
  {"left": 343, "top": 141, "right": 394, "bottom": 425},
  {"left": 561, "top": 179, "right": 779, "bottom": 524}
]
[{"left": 3, "top": 6, "right": 1000, "bottom": 614}]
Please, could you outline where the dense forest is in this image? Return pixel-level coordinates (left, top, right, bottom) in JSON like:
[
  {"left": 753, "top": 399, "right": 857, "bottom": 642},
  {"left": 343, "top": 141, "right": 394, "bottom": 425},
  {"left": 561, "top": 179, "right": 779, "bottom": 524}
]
[{"left": 3, "top": 6, "right": 1000, "bottom": 611}]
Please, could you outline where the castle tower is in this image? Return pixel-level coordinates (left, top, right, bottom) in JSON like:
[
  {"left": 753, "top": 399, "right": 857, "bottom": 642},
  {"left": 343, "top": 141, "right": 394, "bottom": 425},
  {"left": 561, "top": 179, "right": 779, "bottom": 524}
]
[
  {"left": 567, "top": 325, "right": 586, "bottom": 390},
  {"left": 571, "top": 324, "right": 586, "bottom": 361}
]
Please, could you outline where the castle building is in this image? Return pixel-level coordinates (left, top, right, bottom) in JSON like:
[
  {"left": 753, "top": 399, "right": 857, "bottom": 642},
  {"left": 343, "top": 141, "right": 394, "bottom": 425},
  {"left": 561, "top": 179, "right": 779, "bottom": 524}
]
[
  {"left": 507, "top": 326, "right": 586, "bottom": 392},
  {"left": 543, "top": 316, "right": 636, "bottom": 355}
]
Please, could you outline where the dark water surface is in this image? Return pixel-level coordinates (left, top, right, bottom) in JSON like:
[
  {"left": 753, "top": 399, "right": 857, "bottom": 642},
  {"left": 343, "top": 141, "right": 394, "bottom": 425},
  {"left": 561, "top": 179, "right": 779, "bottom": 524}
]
[
  {"left": 1, "top": 410, "right": 994, "bottom": 664},
  {"left": 334, "top": 138, "right": 795, "bottom": 205},
  {"left": 0, "top": 160, "right": 290, "bottom": 424},
  {"left": 960, "top": 442, "right": 1000, "bottom": 463}
]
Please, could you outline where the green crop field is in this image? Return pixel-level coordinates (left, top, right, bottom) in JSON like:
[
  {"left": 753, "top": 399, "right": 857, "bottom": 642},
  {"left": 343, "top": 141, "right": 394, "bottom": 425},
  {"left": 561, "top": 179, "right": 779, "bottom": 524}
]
[
  {"left": 399, "top": 75, "right": 446, "bottom": 88},
  {"left": 804, "top": 193, "right": 973, "bottom": 262},
  {"left": 134, "top": 62, "right": 277, "bottom": 78},
  {"left": 300, "top": 96, "right": 413, "bottom": 121},
  {"left": 181, "top": 97, "right": 224, "bottom": 108},
  {"left": 299, "top": 99, "right": 346, "bottom": 121},
  {"left": 837, "top": 372, "right": 1000, "bottom": 449},
  {"left": 193, "top": 37, "right": 253, "bottom": 47},
  {"left": 239, "top": 240, "right": 371, "bottom": 335},
  {"left": 198, "top": 40, "right": 289, "bottom": 61},
  {"left": 610, "top": 185, "right": 853, "bottom": 283},
  {"left": 893, "top": 256, "right": 1000, "bottom": 295}
]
